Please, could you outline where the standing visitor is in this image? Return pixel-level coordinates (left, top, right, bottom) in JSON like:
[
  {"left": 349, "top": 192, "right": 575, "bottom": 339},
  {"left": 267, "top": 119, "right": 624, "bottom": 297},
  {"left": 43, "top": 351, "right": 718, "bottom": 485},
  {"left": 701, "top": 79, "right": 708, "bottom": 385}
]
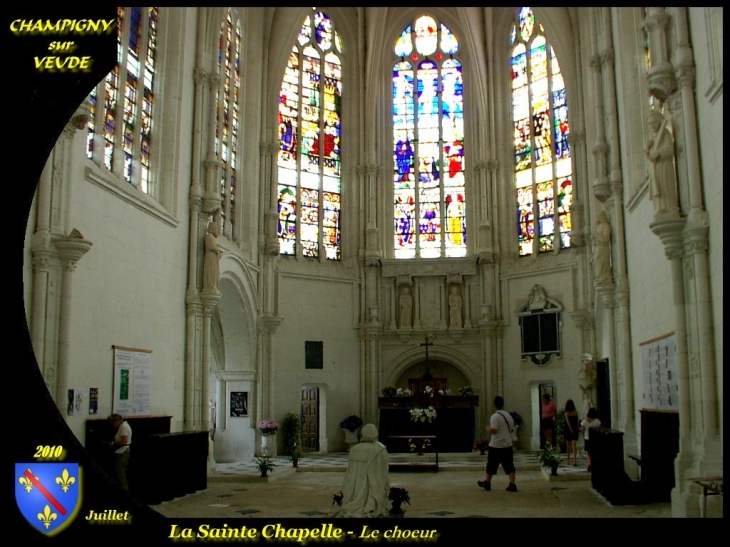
[
  {"left": 563, "top": 399, "right": 579, "bottom": 466},
  {"left": 541, "top": 393, "right": 557, "bottom": 448},
  {"left": 108, "top": 413, "right": 132, "bottom": 492},
  {"left": 477, "top": 396, "right": 517, "bottom": 492},
  {"left": 580, "top": 408, "right": 601, "bottom": 472}
]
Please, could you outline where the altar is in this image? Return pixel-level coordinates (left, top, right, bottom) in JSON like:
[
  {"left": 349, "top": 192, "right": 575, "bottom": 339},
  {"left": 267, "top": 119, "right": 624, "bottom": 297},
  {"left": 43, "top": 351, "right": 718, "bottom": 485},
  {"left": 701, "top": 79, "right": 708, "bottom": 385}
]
[{"left": 377, "top": 377, "right": 479, "bottom": 453}]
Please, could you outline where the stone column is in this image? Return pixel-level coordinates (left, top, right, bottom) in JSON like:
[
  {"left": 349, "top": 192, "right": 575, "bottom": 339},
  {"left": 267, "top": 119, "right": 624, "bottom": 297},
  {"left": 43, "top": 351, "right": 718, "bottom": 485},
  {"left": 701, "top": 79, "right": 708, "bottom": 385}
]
[
  {"left": 596, "top": 284, "right": 617, "bottom": 429},
  {"left": 200, "top": 290, "right": 221, "bottom": 472},
  {"left": 262, "top": 143, "right": 279, "bottom": 256},
  {"left": 203, "top": 74, "right": 222, "bottom": 214},
  {"left": 52, "top": 232, "right": 92, "bottom": 407}
]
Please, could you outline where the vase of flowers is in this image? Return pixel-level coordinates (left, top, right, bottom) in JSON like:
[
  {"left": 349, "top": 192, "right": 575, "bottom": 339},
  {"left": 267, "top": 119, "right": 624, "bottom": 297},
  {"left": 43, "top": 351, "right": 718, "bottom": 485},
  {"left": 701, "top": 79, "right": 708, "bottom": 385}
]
[
  {"left": 340, "top": 415, "right": 363, "bottom": 450},
  {"left": 535, "top": 446, "right": 563, "bottom": 476},
  {"left": 388, "top": 486, "right": 410, "bottom": 517},
  {"left": 409, "top": 406, "right": 436, "bottom": 434},
  {"left": 381, "top": 386, "right": 397, "bottom": 397},
  {"left": 459, "top": 385, "right": 474, "bottom": 397},
  {"left": 258, "top": 419, "right": 279, "bottom": 456},
  {"left": 408, "top": 437, "right": 431, "bottom": 455}
]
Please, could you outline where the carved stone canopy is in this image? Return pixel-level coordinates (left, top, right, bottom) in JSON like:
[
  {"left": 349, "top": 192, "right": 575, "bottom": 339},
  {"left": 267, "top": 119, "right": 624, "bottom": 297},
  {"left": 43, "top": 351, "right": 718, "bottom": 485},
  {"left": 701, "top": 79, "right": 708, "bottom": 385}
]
[{"left": 527, "top": 285, "right": 548, "bottom": 311}]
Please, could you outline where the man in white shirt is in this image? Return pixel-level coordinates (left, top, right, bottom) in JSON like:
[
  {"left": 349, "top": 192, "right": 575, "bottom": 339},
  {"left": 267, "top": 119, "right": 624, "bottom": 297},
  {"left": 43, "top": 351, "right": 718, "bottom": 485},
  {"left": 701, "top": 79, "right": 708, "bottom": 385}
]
[
  {"left": 478, "top": 396, "right": 517, "bottom": 492},
  {"left": 108, "top": 413, "right": 132, "bottom": 491}
]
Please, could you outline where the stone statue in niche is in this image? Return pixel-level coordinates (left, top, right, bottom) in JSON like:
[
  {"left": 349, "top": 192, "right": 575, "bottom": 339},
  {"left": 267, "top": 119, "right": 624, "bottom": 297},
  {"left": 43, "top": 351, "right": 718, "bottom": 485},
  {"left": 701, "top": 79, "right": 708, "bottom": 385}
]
[
  {"left": 645, "top": 110, "right": 679, "bottom": 217},
  {"left": 203, "top": 220, "right": 222, "bottom": 292},
  {"left": 592, "top": 211, "right": 612, "bottom": 284},
  {"left": 448, "top": 285, "right": 463, "bottom": 328},
  {"left": 398, "top": 286, "right": 412, "bottom": 328}
]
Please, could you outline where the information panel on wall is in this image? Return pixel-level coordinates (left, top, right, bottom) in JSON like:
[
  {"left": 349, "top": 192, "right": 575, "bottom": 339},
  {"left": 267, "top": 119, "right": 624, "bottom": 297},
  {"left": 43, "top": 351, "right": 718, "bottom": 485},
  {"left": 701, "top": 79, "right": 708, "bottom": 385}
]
[
  {"left": 112, "top": 345, "right": 152, "bottom": 416},
  {"left": 640, "top": 333, "right": 678, "bottom": 410}
]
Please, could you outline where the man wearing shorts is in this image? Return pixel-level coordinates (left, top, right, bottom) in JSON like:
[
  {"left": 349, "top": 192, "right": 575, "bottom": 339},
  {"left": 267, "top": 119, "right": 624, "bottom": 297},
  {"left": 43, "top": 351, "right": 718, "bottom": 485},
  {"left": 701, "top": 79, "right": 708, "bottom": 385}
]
[{"left": 478, "top": 396, "right": 517, "bottom": 492}]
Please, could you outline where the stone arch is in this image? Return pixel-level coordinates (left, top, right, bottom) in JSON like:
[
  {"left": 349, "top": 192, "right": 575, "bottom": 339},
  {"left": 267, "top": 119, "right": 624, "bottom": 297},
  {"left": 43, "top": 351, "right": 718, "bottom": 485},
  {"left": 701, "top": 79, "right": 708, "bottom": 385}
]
[{"left": 384, "top": 344, "right": 481, "bottom": 388}]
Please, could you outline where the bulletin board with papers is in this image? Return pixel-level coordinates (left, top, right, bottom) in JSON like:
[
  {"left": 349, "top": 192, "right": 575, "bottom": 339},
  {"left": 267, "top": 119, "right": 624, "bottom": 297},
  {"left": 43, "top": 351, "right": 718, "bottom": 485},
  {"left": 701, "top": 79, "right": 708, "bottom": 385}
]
[
  {"left": 640, "top": 333, "right": 678, "bottom": 410},
  {"left": 112, "top": 345, "right": 152, "bottom": 416}
]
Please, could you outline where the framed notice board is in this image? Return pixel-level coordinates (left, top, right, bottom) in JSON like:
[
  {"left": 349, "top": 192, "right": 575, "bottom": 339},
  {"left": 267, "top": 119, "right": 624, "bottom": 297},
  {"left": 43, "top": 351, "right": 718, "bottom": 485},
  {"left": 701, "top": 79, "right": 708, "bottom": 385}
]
[
  {"left": 112, "top": 345, "right": 152, "bottom": 416},
  {"left": 640, "top": 333, "right": 678, "bottom": 410}
]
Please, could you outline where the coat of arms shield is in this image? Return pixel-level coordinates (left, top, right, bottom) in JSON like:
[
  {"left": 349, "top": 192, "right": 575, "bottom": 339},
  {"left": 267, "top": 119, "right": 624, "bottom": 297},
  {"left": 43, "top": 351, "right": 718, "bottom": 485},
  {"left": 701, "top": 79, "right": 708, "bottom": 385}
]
[{"left": 15, "top": 463, "right": 82, "bottom": 536}]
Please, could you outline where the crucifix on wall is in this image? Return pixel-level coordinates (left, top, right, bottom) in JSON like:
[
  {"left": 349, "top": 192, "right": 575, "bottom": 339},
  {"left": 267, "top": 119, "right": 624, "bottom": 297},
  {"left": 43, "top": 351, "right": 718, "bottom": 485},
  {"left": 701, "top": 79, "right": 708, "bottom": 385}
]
[{"left": 420, "top": 335, "right": 434, "bottom": 379}]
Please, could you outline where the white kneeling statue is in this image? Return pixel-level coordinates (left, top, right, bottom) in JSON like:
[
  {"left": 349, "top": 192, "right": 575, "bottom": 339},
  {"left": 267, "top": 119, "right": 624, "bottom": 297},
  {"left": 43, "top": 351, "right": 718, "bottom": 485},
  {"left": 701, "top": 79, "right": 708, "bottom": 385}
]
[{"left": 335, "top": 423, "right": 390, "bottom": 518}]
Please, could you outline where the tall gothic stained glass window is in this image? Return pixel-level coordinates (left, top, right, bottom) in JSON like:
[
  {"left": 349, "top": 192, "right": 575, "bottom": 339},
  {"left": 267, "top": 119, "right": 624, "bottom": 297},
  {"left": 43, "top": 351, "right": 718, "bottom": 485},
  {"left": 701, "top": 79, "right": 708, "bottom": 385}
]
[
  {"left": 393, "top": 15, "right": 465, "bottom": 259},
  {"left": 217, "top": 9, "right": 242, "bottom": 236},
  {"left": 87, "top": 7, "right": 158, "bottom": 194},
  {"left": 277, "top": 10, "right": 342, "bottom": 260},
  {"left": 511, "top": 7, "right": 571, "bottom": 256}
]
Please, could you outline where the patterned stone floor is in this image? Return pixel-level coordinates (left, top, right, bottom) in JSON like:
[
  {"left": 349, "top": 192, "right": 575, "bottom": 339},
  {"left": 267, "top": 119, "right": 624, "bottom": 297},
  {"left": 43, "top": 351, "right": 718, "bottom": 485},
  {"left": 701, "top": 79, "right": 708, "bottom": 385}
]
[{"left": 150, "top": 451, "right": 673, "bottom": 519}]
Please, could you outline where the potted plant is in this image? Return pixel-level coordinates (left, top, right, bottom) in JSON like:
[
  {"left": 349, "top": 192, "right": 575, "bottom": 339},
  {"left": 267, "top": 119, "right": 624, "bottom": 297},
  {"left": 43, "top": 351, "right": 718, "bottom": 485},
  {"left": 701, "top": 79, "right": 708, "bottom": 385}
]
[
  {"left": 340, "top": 415, "right": 363, "bottom": 450},
  {"left": 535, "top": 446, "right": 563, "bottom": 476},
  {"left": 388, "top": 486, "right": 410, "bottom": 517},
  {"left": 474, "top": 439, "right": 489, "bottom": 455},
  {"left": 282, "top": 413, "right": 302, "bottom": 465},
  {"left": 254, "top": 456, "right": 275, "bottom": 478}
]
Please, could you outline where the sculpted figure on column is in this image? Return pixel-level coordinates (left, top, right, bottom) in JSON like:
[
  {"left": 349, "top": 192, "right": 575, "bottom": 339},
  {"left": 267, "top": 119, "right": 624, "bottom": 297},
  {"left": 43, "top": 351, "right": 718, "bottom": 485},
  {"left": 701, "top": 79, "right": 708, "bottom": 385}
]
[
  {"left": 203, "top": 220, "right": 222, "bottom": 292},
  {"left": 399, "top": 286, "right": 413, "bottom": 328},
  {"left": 592, "top": 211, "right": 612, "bottom": 284},
  {"left": 448, "top": 285, "right": 463, "bottom": 328},
  {"left": 645, "top": 110, "right": 679, "bottom": 217}
]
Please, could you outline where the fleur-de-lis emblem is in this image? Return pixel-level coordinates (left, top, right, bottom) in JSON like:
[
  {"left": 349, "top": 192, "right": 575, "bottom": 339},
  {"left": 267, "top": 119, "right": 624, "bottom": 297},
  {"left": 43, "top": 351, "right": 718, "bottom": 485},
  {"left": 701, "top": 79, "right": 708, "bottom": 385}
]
[
  {"left": 55, "top": 469, "right": 76, "bottom": 493},
  {"left": 19, "top": 476, "right": 34, "bottom": 493},
  {"left": 37, "top": 505, "right": 58, "bottom": 529}
]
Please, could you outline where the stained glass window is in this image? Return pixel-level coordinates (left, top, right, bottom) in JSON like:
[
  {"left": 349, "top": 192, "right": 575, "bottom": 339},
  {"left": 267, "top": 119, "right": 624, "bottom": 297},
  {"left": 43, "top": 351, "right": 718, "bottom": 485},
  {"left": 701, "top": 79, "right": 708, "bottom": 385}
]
[
  {"left": 511, "top": 7, "right": 571, "bottom": 256},
  {"left": 393, "top": 15, "right": 465, "bottom": 259},
  {"left": 217, "top": 9, "right": 242, "bottom": 236},
  {"left": 277, "top": 10, "right": 342, "bottom": 260},
  {"left": 87, "top": 8, "right": 158, "bottom": 194}
]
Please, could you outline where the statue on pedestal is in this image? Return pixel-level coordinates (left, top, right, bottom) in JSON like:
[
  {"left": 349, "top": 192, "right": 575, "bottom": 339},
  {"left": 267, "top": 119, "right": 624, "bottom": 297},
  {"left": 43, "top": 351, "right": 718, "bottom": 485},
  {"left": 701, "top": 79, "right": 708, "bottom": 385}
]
[
  {"left": 448, "top": 285, "right": 463, "bottom": 328},
  {"left": 399, "top": 286, "right": 412, "bottom": 328},
  {"left": 203, "top": 220, "right": 222, "bottom": 292},
  {"left": 645, "top": 110, "right": 679, "bottom": 217},
  {"left": 592, "top": 211, "right": 612, "bottom": 284}
]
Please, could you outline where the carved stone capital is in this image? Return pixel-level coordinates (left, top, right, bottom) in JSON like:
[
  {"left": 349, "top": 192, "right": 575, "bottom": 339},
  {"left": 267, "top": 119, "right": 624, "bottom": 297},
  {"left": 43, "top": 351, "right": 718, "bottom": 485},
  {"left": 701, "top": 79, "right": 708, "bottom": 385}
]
[
  {"left": 257, "top": 315, "right": 284, "bottom": 335},
  {"left": 356, "top": 164, "right": 368, "bottom": 177},
  {"left": 486, "top": 160, "right": 499, "bottom": 172},
  {"left": 643, "top": 7, "right": 669, "bottom": 32},
  {"left": 359, "top": 324, "right": 382, "bottom": 340},
  {"left": 194, "top": 67, "right": 208, "bottom": 86},
  {"left": 53, "top": 230, "right": 92, "bottom": 271},
  {"left": 204, "top": 158, "right": 222, "bottom": 171},
  {"left": 367, "top": 164, "right": 380, "bottom": 177},
  {"left": 675, "top": 65, "right": 696, "bottom": 90},
  {"left": 650, "top": 216, "right": 686, "bottom": 260},
  {"left": 589, "top": 54, "right": 601, "bottom": 72},
  {"left": 682, "top": 210, "right": 709, "bottom": 255},
  {"left": 259, "top": 142, "right": 274, "bottom": 156},
  {"left": 201, "top": 290, "right": 222, "bottom": 313},
  {"left": 208, "top": 74, "right": 221, "bottom": 91},
  {"left": 566, "top": 131, "right": 584, "bottom": 146},
  {"left": 595, "top": 283, "right": 616, "bottom": 308},
  {"left": 396, "top": 274, "right": 413, "bottom": 287},
  {"left": 647, "top": 61, "right": 678, "bottom": 102},
  {"left": 592, "top": 177, "right": 611, "bottom": 202},
  {"left": 600, "top": 48, "right": 614, "bottom": 68}
]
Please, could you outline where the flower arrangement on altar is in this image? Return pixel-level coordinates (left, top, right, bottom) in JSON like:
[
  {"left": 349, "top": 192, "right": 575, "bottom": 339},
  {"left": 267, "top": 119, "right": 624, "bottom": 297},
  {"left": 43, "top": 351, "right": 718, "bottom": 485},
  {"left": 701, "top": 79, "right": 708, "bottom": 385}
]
[
  {"left": 408, "top": 438, "right": 431, "bottom": 453},
  {"left": 258, "top": 420, "right": 279, "bottom": 434},
  {"left": 424, "top": 385, "right": 434, "bottom": 397},
  {"left": 458, "top": 385, "right": 474, "bottom": 397},
  {"left": 340, "top": 414, "right": 363, "bottom": 432},
  {"left": 381, "top": 385, "right": 397, "bottom": 397},
  {"left": 409, "top": 406, "right": 437, "bottom": 423},
  {"left": 397, "top": 388, "right": 413, "bottom": 396}
]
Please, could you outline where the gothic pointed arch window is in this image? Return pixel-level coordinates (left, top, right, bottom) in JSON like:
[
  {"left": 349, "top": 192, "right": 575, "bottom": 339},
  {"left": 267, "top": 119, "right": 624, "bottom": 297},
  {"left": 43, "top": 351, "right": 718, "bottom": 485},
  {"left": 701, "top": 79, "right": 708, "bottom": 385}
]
[
  {"left": 277, "top": 9, "right": 343, "bottom": 260},
  {"left": 393, "top": 15, "right": 466, "bottom": 259},
  {"left": 511, "top": 7, "right": 572, "bottom": 256},
  {"left": 86, "top": 7, "right": 158, "bottom": 195},
  {"left": 216, "top": 8, "right": 242, "bottom": 237}
]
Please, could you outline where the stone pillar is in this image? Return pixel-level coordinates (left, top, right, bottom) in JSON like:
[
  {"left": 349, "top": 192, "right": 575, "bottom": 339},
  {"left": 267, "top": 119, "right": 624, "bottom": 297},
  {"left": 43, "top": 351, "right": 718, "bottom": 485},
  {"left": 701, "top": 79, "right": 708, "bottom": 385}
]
[
  {"left": 52, "top": 232, "right": 92, "bottom": 407},
  {"left": 203, "top": 74, "right": 222, "bottom": 214},
  {"left": 262, "top": 143, "right": 279, "bottom": 256},
  {"left": 201, "top": 290, "right": 221, "bottom": 472},
  {"left": 596, "top": 284, "right": 617, "bottom": 429}
]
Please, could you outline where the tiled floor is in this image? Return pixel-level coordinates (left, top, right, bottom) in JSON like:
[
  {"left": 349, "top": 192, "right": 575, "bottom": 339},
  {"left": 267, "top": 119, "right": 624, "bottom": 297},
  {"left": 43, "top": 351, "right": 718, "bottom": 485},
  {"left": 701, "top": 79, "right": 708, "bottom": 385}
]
[{"left": 150, "top": 451, "right": 672, "bottom": 519}]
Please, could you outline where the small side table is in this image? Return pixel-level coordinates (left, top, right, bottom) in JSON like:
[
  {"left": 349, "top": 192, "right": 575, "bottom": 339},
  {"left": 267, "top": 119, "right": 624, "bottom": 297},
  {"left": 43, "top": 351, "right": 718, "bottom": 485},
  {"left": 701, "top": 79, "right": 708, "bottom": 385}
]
[{"left": 687, "top": 476, "right": 723, "bottom": 518}]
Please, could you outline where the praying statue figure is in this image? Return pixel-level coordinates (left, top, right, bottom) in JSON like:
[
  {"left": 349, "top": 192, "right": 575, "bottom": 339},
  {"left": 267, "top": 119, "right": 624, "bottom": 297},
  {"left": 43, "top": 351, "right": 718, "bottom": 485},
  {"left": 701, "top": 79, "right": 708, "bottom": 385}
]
[
  {"left": 399, "top": 286, "right": 413, "bottom": 329},
  {"left": 203, "top": 220, "right": 222, "bottom": 292},
  {"left": 645, "top": 110, "right": 679, "bottom": 217},
  {"left": 335, "top": 424, "right": 390, "bottom": 518},
  {"left": 448, "top": 285, "right": 463, "bottom": 329},
  {"left": 592, "top": 211, "right": 612, "bottom": 284}
]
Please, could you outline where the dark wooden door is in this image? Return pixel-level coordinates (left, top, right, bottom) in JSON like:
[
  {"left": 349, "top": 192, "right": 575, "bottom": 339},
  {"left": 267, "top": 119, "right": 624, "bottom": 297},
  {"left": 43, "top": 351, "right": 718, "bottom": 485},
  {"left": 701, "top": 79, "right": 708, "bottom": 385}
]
[{"left": 300, "top": 387, "right": 319, "bottom": 452}]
